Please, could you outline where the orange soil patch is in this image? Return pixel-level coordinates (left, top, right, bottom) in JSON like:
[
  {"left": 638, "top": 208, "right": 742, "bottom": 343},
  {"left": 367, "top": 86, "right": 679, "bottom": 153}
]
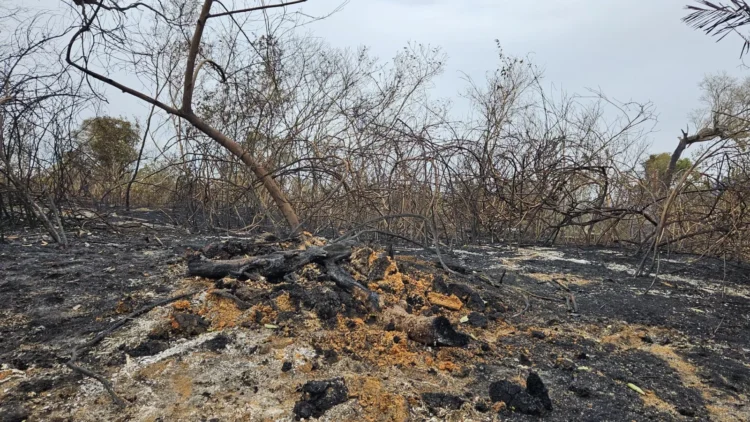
[
  {"left": 374, "top": 260, "right": 405, "bottom": 294},
  {"left": 172, "top": 373, "right": 193, "bottom": 403},
  {"left": 172, "top": 300, "right": 192, "bottom": 311},
  {"left": 135, "top": 359, "right": 172, "bottom": 380},
  {"left": 427, "top": 292, "right": 463, "bottom": 311},
  {"left": 199, "top": 294, "right": 244, "bottom": 329},
  {"left": 274, "top": 293, "right": 295, "bottom": 312},
  {"left": 526, "top": 272, "right": 595, "bottom": 286},
  {"left": 348, "top": 376, "right": 410, "bottom": 422},
  {"left": 324, "top": 329, "right": 421, "bottom": 367},
  {"left": 247, "top": 304, "right": 277, "bottom": 325},
  {"left": 640, "top": 390, "right": 677, "bottom": 415}
]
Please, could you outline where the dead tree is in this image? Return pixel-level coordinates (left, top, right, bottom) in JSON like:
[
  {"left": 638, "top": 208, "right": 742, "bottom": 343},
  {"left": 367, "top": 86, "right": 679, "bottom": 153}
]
[{"left": 65, "top": 0, "right": 304, "bottom": 230}]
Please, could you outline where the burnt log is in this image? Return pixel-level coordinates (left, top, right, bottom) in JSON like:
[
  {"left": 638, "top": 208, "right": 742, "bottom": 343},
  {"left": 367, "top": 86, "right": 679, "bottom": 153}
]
[
  {"left": 324, "top": 260, "right": 381, "bottom": 311},
  {"left": 187, "top": 241, "right": 354, "bottom": 280}
]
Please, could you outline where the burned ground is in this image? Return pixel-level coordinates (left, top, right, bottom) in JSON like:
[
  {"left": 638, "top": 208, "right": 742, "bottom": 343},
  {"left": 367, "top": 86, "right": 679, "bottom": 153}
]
[{"left": 0, "top": 213, "right": 748, "bottom": 421}]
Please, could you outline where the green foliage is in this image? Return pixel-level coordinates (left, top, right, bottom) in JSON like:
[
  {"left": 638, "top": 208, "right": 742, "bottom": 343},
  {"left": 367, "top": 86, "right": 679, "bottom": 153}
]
[
  {"left": 641, "top": 153, "right": 698, "bottom": 190},
  {"left": 76, "top": 116, "right": 139, "bottom": 173},
  {"left": 73, "top": 116, "right": 140, "bottom": 202},
  {"left": 643, "top": 153, "right": 691, "bottom": 179}
]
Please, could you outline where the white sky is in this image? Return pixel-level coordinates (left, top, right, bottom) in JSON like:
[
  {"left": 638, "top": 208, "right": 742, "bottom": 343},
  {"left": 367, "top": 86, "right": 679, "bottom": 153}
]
[
  {"left": 27, "top": 0, "right": 749, "bottom": 153},
  {"left": 299, "top": 0, "right": 748, "bottom": 153}
]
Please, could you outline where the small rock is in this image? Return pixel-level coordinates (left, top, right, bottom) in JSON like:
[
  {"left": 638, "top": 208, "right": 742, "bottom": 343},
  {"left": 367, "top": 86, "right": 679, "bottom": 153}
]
[
  {"left": 531, "top": 330, "right": 546, "bottom": 339},
  {"left": 447, "top": 283, "right": 474, "bottom": 300},
  {"left": 281, "top": 361, "right": 293, "bottom": 372},
  {"left": 421, "top": 392, "right": 465, "bottom": 411},
  {"left": 677, "top": 407, "right": 696, "bottom": 417},
  {"left": 518, "top": 353, "right": 532, "bottom": 366},
  {"left": 466, "top": 312, "right": 488, "bottom": 328},
  {"left": 432, "top": 275, "right": 449, "bottom": 294},
  {"left": 489, "top": 373, "right": 552, "bottom": 415},
  {"left": 489, "top": 381, "right": 544, "bottom": 415},
  {"left": 432, "top": 316, "right": 471, "bottom": 347},
  {"left": 640, "top": 335, "right": 653, "bottom": 344},
  {"left": 569, "top": 382, "right": 591, "bottom": 398},
  {"left": 526, "top": 373, "right": 552, "bottom": 411},
  {"left": 466, "top": 292, "right": 485, "bottom": 312},
  {"left": 487, "top": 311, "right": 504, "bottom": 321}
]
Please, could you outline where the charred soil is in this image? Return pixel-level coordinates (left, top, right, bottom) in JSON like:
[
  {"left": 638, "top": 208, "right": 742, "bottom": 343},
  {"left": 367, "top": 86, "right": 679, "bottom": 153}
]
[{"left": 0, "top": 212, "right": 748, "bottom": 421}]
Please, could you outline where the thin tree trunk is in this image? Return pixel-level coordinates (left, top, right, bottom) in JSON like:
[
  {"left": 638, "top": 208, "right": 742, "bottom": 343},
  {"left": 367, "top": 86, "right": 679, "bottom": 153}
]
[{"left": 126, "top": 102, "right": 157, "bottom": 211}]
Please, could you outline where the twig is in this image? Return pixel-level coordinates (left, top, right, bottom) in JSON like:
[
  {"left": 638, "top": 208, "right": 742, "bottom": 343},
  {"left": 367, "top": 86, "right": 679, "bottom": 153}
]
[
  {"left": 47, "top": 195, "right": 68, "bottom": 248},
  {"left": 713, "top": 315, "right": 725, "bottom": 335},
  {"left": 644, "top": 250, "right": 661, "bottom": 295},
  {"left": 550, "top": 278, "right": 570, "bottom": 292},
  {"left": 66, "top": 362, "right": 127, "bottom": 407},
  {"left": 512, "top": 292, "right": 530, "bottom": 317},
  {"left": 64, "top": 289, "right": 203, "bottom": 406}
]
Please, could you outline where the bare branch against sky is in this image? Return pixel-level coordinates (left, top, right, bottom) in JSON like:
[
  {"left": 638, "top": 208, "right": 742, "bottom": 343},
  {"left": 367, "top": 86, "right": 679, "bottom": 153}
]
[{"left": 17, "top": 0, "right": 748, "bottom": 152}]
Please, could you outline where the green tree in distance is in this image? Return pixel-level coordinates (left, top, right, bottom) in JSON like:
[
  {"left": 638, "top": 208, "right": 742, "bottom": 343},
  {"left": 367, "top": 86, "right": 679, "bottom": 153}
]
[
  {"left": 643, "top": 153, "right": 695, "bottom": 190},
  {"left": 75, "top": 116, "right": 139, "bottom": 203}
]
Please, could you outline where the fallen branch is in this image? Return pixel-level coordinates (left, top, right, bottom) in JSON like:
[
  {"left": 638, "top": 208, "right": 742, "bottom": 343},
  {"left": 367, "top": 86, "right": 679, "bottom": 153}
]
[
  {"left": 187, "top": 241, "right": 353, "bottom": 280},
  {"left": 324, "top": 260, "right": 381, "bottom": 311}
]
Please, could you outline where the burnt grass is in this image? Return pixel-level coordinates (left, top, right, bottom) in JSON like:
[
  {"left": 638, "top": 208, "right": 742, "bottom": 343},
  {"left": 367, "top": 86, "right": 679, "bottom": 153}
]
[{"left": 0, "top": 211, "right": 749, "bottom": 421}]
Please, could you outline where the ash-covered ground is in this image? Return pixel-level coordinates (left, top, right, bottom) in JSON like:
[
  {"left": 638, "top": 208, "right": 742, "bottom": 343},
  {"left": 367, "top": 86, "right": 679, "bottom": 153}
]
[{"left": 0, "top": 211, "right": 748, "bottom": 422}]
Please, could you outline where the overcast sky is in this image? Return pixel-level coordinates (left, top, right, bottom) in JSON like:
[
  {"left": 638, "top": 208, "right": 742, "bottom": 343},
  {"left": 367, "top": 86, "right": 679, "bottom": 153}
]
[
  {"left": 298, "top": 0, "right": 747, "bottom": 153},
  {"left": 32, "top": 0, "right": 749, "bottom": 153}
]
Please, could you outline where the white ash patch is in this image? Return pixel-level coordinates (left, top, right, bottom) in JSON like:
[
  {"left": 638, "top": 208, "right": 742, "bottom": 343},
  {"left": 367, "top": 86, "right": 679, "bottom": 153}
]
[
  {"left": 604, "top": 262, "right": 636, "bottom": 275},
  {"left": 602, "top": 260, "right": 750, "bottom": 299},
  {"left": 657, "top": 273, "right": 750, "bottom": 299},
  {"left": 452, "top": 249, "right": 484, "bottom": 256},
  {"left": 97, "top": 306, "right": 171, "bottom": 352},
  {"left": 524, "top": 247, "right": 591, "bottom": 265}
]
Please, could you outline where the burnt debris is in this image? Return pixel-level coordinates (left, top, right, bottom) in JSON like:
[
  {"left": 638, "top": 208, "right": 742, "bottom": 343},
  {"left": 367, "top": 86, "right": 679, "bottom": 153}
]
[
  {"left": 489, "top": 372, "right": 553, "bottom": 416},
  {"left": 293, "top": 378, "right": 349, "bottom": 420}
]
